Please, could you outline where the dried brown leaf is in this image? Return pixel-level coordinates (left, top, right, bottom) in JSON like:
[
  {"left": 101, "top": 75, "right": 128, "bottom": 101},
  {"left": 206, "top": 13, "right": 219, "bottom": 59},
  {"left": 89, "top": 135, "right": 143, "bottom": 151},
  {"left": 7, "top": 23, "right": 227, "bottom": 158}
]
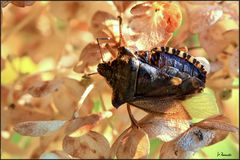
[
  {"left": 199, "top": 19, "right": 238, "bottom": 60},
  {"left": 189, "top": 6, "right": 223, "bottom": 33},
  {"left": 194, "top": 115, "right": 239, "bottom": 133},
  {"left": 91, "top": 10, "right": 117, "bottom": 29},
  {"left": 129, "top": 2, "right": 182, "bottom": 49},
  {"left": 160, "top": 115, "right": 238, "bottom": 158},
  {"left": 223, "top": 29, "right": 239, "bottom": 45},
  {"left": 73, "top": 43, "right": 106, "bottom": 73},
  {"left": 14, "top": 120, "right": 66, "bottom": 136},
  {"left": 160, "top": 126, "right": 215, "bottom": 158},
  {"left": 65, "top": 112, "right": 112, "bottom": 135},
  {"left": 39, "top": 150, "right": 72, "bottom": 159},
  {"left": 27, "top": 78, "right": 63, "bottom": 97},
  {"left": 9, "top": 104, "right": 52, "bottom": 125},
  {"left": 63, "top": 131, "right": 110, "bottom": 158},
  {"left": 116, "top": 128, "right": 150, "bottom": 159},
  {"left": 139, "top": 114, "right": 190, "bottom": 142},
  {"left": 53, "top": 78, "right": 88, "bottom": 118},
  {"left": 110, "top": 128, "right": 131, "bottom": 159},
  {"left": 229, "top": 47, "right": 239, "bottom": 76},
  {"left": 113, "top": 1, "right": 133, "bottom": 13},
  {"left": 11, "top": 1, "right": 35, "bottom": 7},
  {"left": 130, "top": 2, "right": 151, "bottom": 16},
  {"left": 31, "top": 135, "right": 62, "bottom": 158}
]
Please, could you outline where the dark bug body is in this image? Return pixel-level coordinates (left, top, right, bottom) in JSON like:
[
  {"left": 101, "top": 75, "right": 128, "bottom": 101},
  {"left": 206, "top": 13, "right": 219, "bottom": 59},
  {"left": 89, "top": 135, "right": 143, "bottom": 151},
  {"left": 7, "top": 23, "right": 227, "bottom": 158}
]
[{"left": 97, "top": 46, "right": 207, "bottom": 113}]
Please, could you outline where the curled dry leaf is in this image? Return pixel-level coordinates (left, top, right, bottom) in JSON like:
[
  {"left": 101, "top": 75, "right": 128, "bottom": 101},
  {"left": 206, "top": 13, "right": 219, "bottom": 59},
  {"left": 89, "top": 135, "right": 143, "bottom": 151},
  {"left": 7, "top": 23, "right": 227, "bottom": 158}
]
[
  {"left": 130, "top": 2, "right": 151, "bottom": 16},
  {"left": 90, "top": 11, "right": 119, "bottom": 48},
  {"left": 189, "top": 6, "right": 223, "bottom": 33},
  {"left": 160, "top": 115, "right": 238, "bottom": 159},
  {"left": 139, "top": 114, "right": 190, "bottom": 142},
  {"left": 110, "top": 127, "right": 150, "bottom": 159},
  {"left": 129, "top": 2, "right": 182, "bottom": 49},
  {"left": 11, "top": 1, "right": 35, "bottom": 7},
  {"left": 222, "top": 29, "right": 239, "bottom": 45},
  {"left": 160, "top": 126, "right": 214, "bottom": 159},
  {"left": 73, "top": 43, "right": 106, "bottom": 73},
  {"left": 116, "top": 128, "right": 150, "bottom": 159},
  {"left": 91, "top": 10, "right": 117, "bottom": 28},
  {"left": 27, "top": 78, "right": 64, "bottom": 97},
  {"left": 31, "top": 135, "right": 64, "bottom": 158},
  {"left": 65, "top": 111, "right": 112, "bottom": 135},
  {"left": 199, "top": 19, "right": 238, "bottom": 60},
  {"left": 110, "top": 106, "right": 190, "bottom": 158},
  {"left": 14, "top": 120, "right": 66, "bottom": 137},
  {"left": 53, "top": 78, "right": 89, "bottom": 118},
  {"left": 113, "top": 1, "right": 133, "bottom": 13},
  {"left": 194, "top": 115, "right": 239, "bottom": 133},
  {"left": 39, "top": 150, "right": 72, "bottom": 159},
  {"left": 9, "top": 104, "right": 52, "bottom": 125},
  {"left": 228, "top": 47, "right": 239, "bottom": 76},
  {"left": 63, "top": 131, "right": 110, "bottom": 159}
]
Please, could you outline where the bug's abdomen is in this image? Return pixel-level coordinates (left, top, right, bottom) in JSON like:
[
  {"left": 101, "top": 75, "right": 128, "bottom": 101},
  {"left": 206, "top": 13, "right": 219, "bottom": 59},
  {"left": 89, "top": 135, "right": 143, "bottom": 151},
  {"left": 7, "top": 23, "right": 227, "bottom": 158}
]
[
  {"left": 137, "top": 47, "right": 207, "bottom": 83},
  {"left": 135, "top": 47, "right": 207, "bottom": 99}
]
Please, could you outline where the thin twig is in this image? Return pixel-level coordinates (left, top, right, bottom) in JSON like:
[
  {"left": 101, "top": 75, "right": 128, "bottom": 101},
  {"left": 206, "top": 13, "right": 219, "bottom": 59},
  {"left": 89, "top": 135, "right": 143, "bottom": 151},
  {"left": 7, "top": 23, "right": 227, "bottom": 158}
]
[{"left": 72, "top": 84, "right": 94, "bottom": 119}]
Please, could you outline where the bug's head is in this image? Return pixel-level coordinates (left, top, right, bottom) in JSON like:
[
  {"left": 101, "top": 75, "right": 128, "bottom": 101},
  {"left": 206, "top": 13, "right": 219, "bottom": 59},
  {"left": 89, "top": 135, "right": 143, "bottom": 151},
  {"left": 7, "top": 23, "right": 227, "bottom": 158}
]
[{"left": 97, "top": 62, "right": 113, "bottom": 81}]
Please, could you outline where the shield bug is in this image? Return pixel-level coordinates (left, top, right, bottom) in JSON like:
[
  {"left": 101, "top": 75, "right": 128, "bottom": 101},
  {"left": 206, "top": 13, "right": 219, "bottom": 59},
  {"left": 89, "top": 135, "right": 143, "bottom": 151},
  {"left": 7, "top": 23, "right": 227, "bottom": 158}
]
[{"left": 95, "top": 16, "right": 209, "bottom": 126}]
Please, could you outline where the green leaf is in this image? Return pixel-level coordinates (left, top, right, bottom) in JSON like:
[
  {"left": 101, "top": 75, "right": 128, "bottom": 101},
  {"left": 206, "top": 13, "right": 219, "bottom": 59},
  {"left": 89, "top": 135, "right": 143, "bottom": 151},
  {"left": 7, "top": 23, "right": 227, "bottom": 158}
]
[
  {"left": 149, "top": 138, "right": 162, "bottom": 158},
  {"left": 91, "top": 99, "right": 102, "bottom": 113},
  {"left": 10, "top": 132, "right": 22, "bottom": 144},
  {"left": 182, "top": 88, "right": 220, "bottom": 121}
]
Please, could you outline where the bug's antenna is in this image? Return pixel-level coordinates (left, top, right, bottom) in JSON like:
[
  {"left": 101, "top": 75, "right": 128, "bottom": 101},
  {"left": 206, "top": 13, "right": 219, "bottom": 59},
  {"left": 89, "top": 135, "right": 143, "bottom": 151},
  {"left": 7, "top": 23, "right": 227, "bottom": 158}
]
[
  {"left": 117, "top": 15, "right": 126, "bottom": 47},
  {"left": 85, "top": 72, "right": 99, "bottom": 76},
  {"left": 96, "top": 37, "right": 110, "bottom": 63}
]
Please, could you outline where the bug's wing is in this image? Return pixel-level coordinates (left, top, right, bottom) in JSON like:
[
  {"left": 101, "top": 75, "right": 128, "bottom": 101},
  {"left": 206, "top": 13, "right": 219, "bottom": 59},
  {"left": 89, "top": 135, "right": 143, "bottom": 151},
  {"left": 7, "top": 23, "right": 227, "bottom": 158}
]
[{"left": 181, "top": 88, "right": 220, "bottom": 120}]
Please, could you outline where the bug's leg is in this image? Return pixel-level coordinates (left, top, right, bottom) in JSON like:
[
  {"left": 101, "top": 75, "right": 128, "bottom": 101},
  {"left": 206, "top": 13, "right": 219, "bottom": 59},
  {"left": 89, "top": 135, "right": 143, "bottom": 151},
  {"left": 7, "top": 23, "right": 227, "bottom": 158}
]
[
  {"left": 117, "top": 15, "right": 126, "bottom": 47},
  {"left": 105, "top": 43, "right": 118, "bottom": 58},
  {"left": 127, "top": 104, "right": 140, "bottom": 128},
  {"left": 96, "top": 37, "right": 118, "bottom": 58},
  {"left": 96, "top": 37, "right": 111, "bottom": 62}
]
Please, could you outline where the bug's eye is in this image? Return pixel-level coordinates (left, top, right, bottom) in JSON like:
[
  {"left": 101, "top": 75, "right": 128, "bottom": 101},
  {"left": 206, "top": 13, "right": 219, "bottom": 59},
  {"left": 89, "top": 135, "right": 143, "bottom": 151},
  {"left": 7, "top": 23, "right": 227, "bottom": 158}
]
[
  {"left": 118, "top": 47, "right": 132, "bottom": 56},
  {"left": 97, "top": 63, "right": 112, "bottom": 78}
]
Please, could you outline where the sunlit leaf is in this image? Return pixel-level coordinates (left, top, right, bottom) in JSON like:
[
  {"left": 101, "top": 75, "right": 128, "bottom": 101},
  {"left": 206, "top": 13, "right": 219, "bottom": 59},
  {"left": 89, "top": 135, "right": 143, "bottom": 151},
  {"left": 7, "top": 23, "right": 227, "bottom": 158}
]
[
  {"left": 11, "top": 1, "right": 35, "bottom": 7},
  {"left": 182, "top": 88, "right": 220, "bottom": 120},
  {"left": 189, "top": 6, "right": 223, "bottom": 33},
  {"left": 113, "top": 1, "right": 133, "bottom": 13},
  {"left": 14, "top": 120, "right": 66, "bottom": 136},
  {"left": 116, "top": 128, "right": 150, "bottom": 159},
  {"left": 27, "top": 78, "right": 63, "bottom": 97},
  {"left": 65, "top": 111, "right": 112, "bottom": 135},
  {"left": 139, "top": 113, "right": 190, "bottom": 142},
  {"left": 63, "top": 131, "right": 110, "bottom": 158},
  {"left": 160, "top": 115, "right": 238, "bottom": 159},
  {"left": 39, "top": 150, "right": 72, "bottom": 159}
]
